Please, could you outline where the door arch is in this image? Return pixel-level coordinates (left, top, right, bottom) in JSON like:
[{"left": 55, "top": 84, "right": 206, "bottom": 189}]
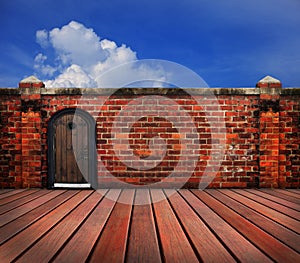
[{"left": 48, "top": 108, "right": 97, "bottom": 188}]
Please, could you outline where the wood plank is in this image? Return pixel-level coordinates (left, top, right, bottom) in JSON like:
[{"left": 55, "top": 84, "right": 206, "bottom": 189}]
[
  {"left": 71, "top": 114, "right": 80, "bottom": 183},
  {"left": 0, "top": 189, "right": 13, "bottom": 195},
  {"left": 210, "top": 189, "right": 300, "bottom": 253},
  {"left": 52, "top": 189, "right": 120, "bottom": 263},
  {"left": 66, "top": 114, "right": 73, "bottom": 183},
  {"left": 275, "top": 189, "right": 300, "bottom": 199},
  {"left": 126, "top": 189, "right": 162, "bottom": 263},
  {"left": 0, "top": 190, "right": 73, "bottom": 245},
  {"left": 287, "top": 189, "right": 300, "bottom": 195},
  {"left": 0, "top": 190, "right": 49, "bottom": 215},
  {"left": 74, "top": 114, "right": 88, "bottom": 183},
  {"left": 0, "top": 190, "right": 91, "bottom": 262},
  {"left": 259, "top": 189, "right": 300, "bottom": 204},
  {"left": 234, "top": 189, "right": 300, "bottom": 220},
  {"left": 151, "top": 189, "right": 199, "bottom": 263},
  {"left": 0, "top": 190, "right": 62, "bottom": 227},
  {"left": 89, "top": 189, "right": 135, "bottom": 263},
  {"left": 15, "top": 191, "right": 106, "bottom": 263},
  {"left": 72, "top": 114, "right": 79, "bottom": 182},
  {"left": 221, "top": 189, "right": 300, "bottom": 234},
  {"left": 55, "top": 116, "right": 62, "bottom": 183},
  {"left": 81, "top": 117, "right": 89, "bottom": 183},
  {"left": 245, "top": 189, "right": 300, "bottom": 212},
  {"left": 181, "top": 190, "right": 271, "bottom": 263},
  {"left": 0, "top": 189, "right": 39, "bottom": 206},
  {"left": 165, "top": 189, "right": 235, "bottom": 263},
  {"left": 1, "top": 189, "right": 299, "bottom": 263},
  {"left": 0, "top": 189, "right": 27, "bottom": 200},
  {"left": 194, "top": 190, "right": 300, "bottom": 262},
  {"left": 60, "top": 115, "right": 67, "bottom": 182}
]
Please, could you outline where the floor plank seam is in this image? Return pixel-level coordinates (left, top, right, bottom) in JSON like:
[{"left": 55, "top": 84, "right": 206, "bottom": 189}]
[
  {"left": 0, "top": 190, "right": 73, "bottom": 245},
  {"left": 0, "top": 189, "right": 40, "bottom": 207},
  {"left": 0, "top": 189, "right": 29, "bottom": 201},
  {"left": 207, "top": 189, "right": 300, "bottom": 257},
  {"left": 244, "top": 189, "right": 300, "bottom": 213},
  {"left": 15, "top": 190, "right": 94, "bottom": 262},
  {"left": 275, "top": 189, "right": 300, "bottom": 199},
  {"left": 1, "top": 189, "right": 299, "bottom": 263},
  {"left": 224, "top": 189, "right": 300, "bottom": 235},
  {"left": 124, "top": 189, "right": 136, "bottom": 263},
  {"left": 258, "top": 189, "right": 300, "bottom": 205},
  {"left": 85, "top": 189, "right": 123, "bottom": 262},
  {"left": 149, "top": 190, "right": 165, "bottom": 263},
  {"left": 232, "top": 189, "right": 298, "bottom": 219},
  {"left": 202, "top": 190, "right": 281, "bottom": 262},
  {"left": 183, "top": 190, "right": 242, "bottom": 262},
  {"left": 49, "top": 190, "right": 108, "bottom": 262},
  {"left": 163, "top": 189, "right": 203, "bottom": 263},
  {"left": 217, "top": 189, "right": 299, "bottom": 234},
  {"left": 0, "top": 190, "right": 61, "bottom": 217}
]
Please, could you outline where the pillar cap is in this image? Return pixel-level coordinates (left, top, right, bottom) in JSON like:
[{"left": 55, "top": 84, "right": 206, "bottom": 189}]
[
  {"left": 19, "top": 76, "right": 45, "bottom": 88},
  {"left": 256, "top": 75, "right": 282, "bottom": 88}
]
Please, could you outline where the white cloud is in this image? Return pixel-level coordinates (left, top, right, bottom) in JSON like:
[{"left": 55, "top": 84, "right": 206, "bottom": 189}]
[
  {"left": 49, "top": 21, "right": 107, "bottom": 68},
  {"left": 34, "top": 21, "right": 166, "bottom": 88},
  {"left": 34, "top": 53, "right": 56, "bottom": 77},
  {"left": 44, "top": 64, "right": 97, "bottom": 87},
  {"left": 36, "top": 30, "right": 49, "bottom": 49}
]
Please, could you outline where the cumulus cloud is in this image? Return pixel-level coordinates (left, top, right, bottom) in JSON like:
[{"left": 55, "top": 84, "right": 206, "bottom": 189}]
[
  {"left": 34, "top": 21, "right": 165, "bottom": 87},
  {"left": 45, "top": 64, "right": 96, "bottom": 87},
  {"left": 34, "top": 53, "right": 56, "bottom": 77},
  {"left": 36, "top": 29, "right": 49, "bottom": 48}
]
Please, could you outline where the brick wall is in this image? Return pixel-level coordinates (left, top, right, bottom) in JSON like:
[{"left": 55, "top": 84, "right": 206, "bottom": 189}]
[
  {"left": 0, "top": 76, "right": 299, "bottom": 188},
  {"left": 0, "top": 91, "right": 22, "bottom": 188}
]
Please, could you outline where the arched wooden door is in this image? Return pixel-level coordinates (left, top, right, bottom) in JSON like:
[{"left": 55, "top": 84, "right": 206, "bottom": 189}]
[{"left": 48, "top": 108, "right": 97, "bottom": 189}]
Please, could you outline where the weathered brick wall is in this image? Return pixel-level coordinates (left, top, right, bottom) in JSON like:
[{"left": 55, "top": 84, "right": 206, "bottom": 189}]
[
  {"left": 217, "top": 94, "right": 260, "bottom": 188},
  {"left": 0, "top": 91, "right": 22, "bottom": 188},
  {"left": 0, "top": 77, "right": 299, "bottom": 188},
  {"left": 279, "top": 94, "right": 300, "bottom": 188}
]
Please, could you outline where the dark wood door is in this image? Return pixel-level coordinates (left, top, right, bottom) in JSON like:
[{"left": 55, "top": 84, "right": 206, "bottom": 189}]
[
  {"left": 48, "top": 109, "right": 96, "bottom": 188},
  {"left": 54, "top": 113, "right": 89, "bottom": 184}
]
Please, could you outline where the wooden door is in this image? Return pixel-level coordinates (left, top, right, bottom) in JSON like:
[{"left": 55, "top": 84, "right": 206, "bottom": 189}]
[{"left": 48, "top": 109, "right": 96, "bottom": 188}]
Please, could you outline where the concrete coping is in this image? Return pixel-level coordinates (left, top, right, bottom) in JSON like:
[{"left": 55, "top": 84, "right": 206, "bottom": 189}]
[
  {"left": 39, "top": 87, "right": 260, "bottom": 96},
  {"left": 0, "top": 87, "right": 299, "bottom": 96}
]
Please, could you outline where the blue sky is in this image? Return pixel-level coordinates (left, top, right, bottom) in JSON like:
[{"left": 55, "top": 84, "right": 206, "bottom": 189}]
[{"left": 0, "top": 0, "right": 300, "bottom": 87}]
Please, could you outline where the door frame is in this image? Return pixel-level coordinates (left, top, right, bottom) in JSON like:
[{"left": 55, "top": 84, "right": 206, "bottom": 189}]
[{"left": 47, "top": 108, "right": 97, "bottom": 189}]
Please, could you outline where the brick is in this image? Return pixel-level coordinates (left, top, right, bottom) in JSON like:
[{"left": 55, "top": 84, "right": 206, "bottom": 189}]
[{"left": 1, "top": 84, "right": 300, "bottom": 189}]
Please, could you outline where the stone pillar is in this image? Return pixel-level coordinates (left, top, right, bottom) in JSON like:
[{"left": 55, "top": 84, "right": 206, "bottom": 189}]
[
  {"left": 19, "top": 76, "right": 44, "bottom": 187},
  {"left": 256, "top": 76, "right": 281, "bottom": 188}
]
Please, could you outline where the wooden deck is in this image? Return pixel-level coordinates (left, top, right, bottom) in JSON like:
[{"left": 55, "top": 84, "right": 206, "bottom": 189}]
[{"left": 0, "top": 189, "right": 299, "bottom": 262}]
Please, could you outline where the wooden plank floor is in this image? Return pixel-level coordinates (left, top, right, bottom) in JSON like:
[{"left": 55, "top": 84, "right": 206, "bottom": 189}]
[{"left": 0, "top": 189, "right": 299, "bottom": 263}]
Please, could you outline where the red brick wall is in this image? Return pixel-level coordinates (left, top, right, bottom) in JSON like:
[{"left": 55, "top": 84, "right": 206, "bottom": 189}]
[
  {"left": 0, "top": 91, "right": 22, "bottom": 188},
  {"left": 0, "top": 80, "right": 299, "bottom": 189},
  {"left": 279, "top": 95, "right": 300, "bottom": 188}
]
